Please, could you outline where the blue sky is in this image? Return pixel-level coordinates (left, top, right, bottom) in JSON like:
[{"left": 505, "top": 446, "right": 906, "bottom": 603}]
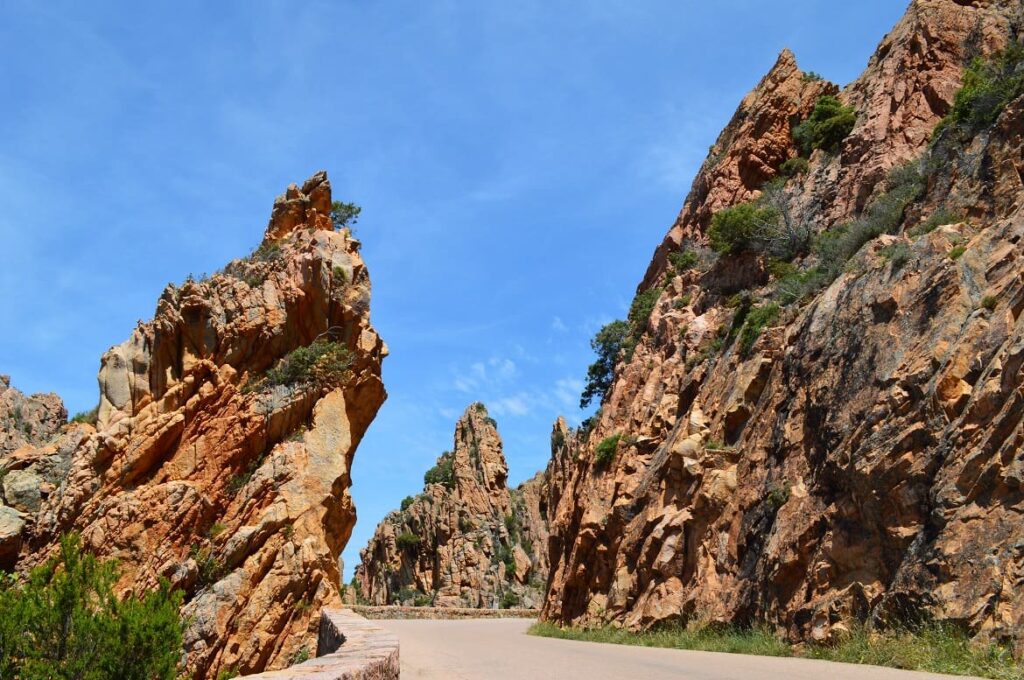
[{"left": 0, "top": 1, "right": 907, "bottom": 578}]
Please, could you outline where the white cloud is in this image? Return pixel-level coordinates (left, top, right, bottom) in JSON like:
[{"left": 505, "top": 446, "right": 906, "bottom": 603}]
[
  {"left": 490, "top": 394, "right": 530, "bottom": 417},
  {"left": 551, "top": 316, "right": 568, "bottom": 332}
]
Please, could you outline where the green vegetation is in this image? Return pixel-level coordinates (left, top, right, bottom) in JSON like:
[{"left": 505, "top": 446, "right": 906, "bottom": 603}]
[
  {"left": 910, "top": 208, "right": 963, "bottom": 237},
  {"left": 667, "top": 250, "right": 699, "bottom": 273},
  {"left": 949, "top": 245, "right": 967, "bottom": 260},
  {"left": 737, "top": 303, "right": 780, "bottom": 355},
  {"left": 207, "top": 522, "right": 226, "bottom": 539},
  {"left": 708, "top": 203, "right": 780, "bottom": 255},
  {"left": 190, "top": 544, "right": 225, "bottom": 589},
  {"left": 70, "top": 406, "right": 99, "bottom": 426},
  {"left": 580, "top": 320, "right": 630, "bottom": 408},
  {"left": 500, "top": 591, "right": 521, "bottom": 609},
  {"left": 779, "top": 157, "right": 809, "bottom": 177},
  {"left": 766, "top": 481, "right": 790, "bottom": 509},
  {"left": 981, "top": 295, "right": 998, "bottom": 311},
  {"left": 529, "top": 621, "right": 1023, "bottom": 679},
  {"left": 330, "top": 200, "right": 361, "bottom": 231},
  {"left": 879, "top": 242, "right": 911, "bottom": 268},
  {"left": 216, "top": 668, "right": 239, "bottom": 680},
  {"left": 814, "top": 163, "right": 924, "bottom": 280},
  {"left": 244, "top": 339, "right": 352, "bottom": 394},
  {"left": 400, "top": 496, "right": 415, "bottom": 511},
  {"left": 396, "top": 532, "right": 421, "bottom": 552},
  {"left": 424, "top": 452, "right": 455, "bottom": 489},
  {"left": 792, "top": 95, "right": 857, "bottom": 155},
  {"left": 494, "top": 544, "right": 516, "bottom": 574},
  {"left": 594, "top": 434, "right": 621, "bottom": 468},
  {"left": 289, "top": 647, "right": 311, "bottom": 666},
  {"left": 412, "top": 592, "right": 432, "bottom": 607},
  {"left": 0, "top": 534, "right": 184, "bottom": 680},
  {"left": 801, "top": 71, "right": 824, "bottom": 83},
  {"left": 528, "top": 621, "right": 789, "bottom": 657},
  {"left": 936, "top": 42, "right": 1024, "bottom": 139},
  {"left": 331, "top": 265, "right": 348, "bottom": 284},
  {"left": 252, "top": 241, "right": 282, "bottom": 264},
  {"left": 627, "top": 286, "right": 663, "bottom": 342}
]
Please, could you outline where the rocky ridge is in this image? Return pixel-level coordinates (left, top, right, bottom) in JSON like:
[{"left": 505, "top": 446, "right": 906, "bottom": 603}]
[
  {"left": 2, "top": 171, "right": 387, "bottom": 678},
  {"left": 355, "top": 403, "right": 549, "bottom": 609},
  {"left": 542, "top": 0, "right": 1024, "bottom": 652}
]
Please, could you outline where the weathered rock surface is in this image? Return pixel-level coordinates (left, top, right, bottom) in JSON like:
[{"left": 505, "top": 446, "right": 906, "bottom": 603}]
[
  {"left": 0, "top": 376, "right": 67, "bottom": 457},
  {"left": 543, "top": 0, "right": 1024, "bottom": 651},
  {"left": 7, "top": 171, "right": 387, "bottom": 678},
  {"left": 355, "top": 404, "right": 548, "bottom": 609}
]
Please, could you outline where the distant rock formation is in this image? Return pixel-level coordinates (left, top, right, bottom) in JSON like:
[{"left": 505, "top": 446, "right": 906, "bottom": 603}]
[
  {"left": 355, "top": 403, "right": 549, "bottom": 609},
  {"left": 541, "top": 0, "right": 1024, "bottom": 652},
  {"left": 2, "top": 171, "right": 387, "bottom": 678}
]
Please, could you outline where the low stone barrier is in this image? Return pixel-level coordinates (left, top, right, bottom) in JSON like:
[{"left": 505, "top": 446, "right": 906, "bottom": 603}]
[
  {"left": 349, "top": 605, "right": 538, "bottom": 620},
  {"left": 248, "top": 609, "right": 399, "bottom": 679}
]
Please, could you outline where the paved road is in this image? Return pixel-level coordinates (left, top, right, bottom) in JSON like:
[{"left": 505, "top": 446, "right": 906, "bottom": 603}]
[{"left": 378, "top": 618, "right": 980, "bottom": 680}]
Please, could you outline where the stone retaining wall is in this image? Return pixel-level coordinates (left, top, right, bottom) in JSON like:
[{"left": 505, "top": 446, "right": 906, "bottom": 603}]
[
  {"left": 248, "top": 609, "right": 399, "bottom": 679},
  {"left": 349, "top": 605, "right": 538, "bottom": 620}
]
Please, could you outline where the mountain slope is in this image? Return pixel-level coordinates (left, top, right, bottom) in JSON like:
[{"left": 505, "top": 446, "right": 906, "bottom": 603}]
[{"left": 542, "top": 0, "right": 1024, "bottom": 651}]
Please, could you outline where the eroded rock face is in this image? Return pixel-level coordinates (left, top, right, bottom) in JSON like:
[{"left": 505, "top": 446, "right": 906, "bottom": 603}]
[
  {"left": 9, "top": 171, "right": 387, "bottom": 678},
  {"left": 0, "top": 376, "right": 67, "bottom": 458},
  {"left": 543, "top": 0, "right": 1024, "bottom": 649},
  {"left": 355, "top": 404, "right": 548, "bottom": 609}
]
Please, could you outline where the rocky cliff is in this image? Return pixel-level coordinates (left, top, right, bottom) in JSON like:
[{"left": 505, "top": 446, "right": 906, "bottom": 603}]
[
  {"left": 355, "top": 403, "right": 549, "bottom": 609},
  {"left": 543, "top": 0, "right": 1024, "bottom": 652},
  {"left": 2, "top": 172, "right": 387, "bottom": 678}
]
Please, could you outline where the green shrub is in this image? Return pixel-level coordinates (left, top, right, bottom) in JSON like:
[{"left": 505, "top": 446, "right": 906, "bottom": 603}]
[
  {"left": 580, "top": 320, "right": 630, "bottom": 408},
  {"left": 937, "top": 42, "right": 1024, "bottom": 139},
  {"left": 207, "top": 522, "right": 226, "bottom": 539},
  {"left": 792, "top": 95, "right": 857, "bottom": 155},
  {"left": 289, "top": 646, "right": 311, "bottom": 666},
  {"left": 400, "top": 496, "right": 415, "bottom": 511},
  {"left": 500, "top": 591, "right": 521, "bottom": 609},
  {"left": 504, "top": 513, "right": 521, "bottom": 540},
  {"left": 395, "top": 532, "right": 421, "bottom": 553},
  {"left": 708, "top": 203, "right": 780, "bottom": 255},
  {"left": 774, "top": 267, "right": 828, "bottom": 306},
  {"left": 779, "top": 157, "right": 809, "bottom": 177},
  {"left": 191, "top": 544, "right": 225, "bottom": 589},
  {"left": 668, "top": 250, "right": 700, "bottom": 273},
  {"left": 70, "top": 406, "right": 99, "bottom": 426},
  {"left": 413, "top": 593, "right": 432, "bottom": 607},
  {"left": 330, "top": 201, "right": 361, "bottom": 230},
  {"left": 494, "top": 545, "right": 516, "bottom": 574},
  {"left": 244, "top": 340, "right": 352, "bottom": 394},
  {"left": 627, "top": 286, "right": 663, "bottom": 341},
  {"left": 766, "top": 481, "right": 790, "bottom": 509},
  {"left": 948, "top": 245, "right": 967, "bottom": 260},
  {"left": 909, "top": 208, "right": 963, "bottom": 237},
  {"left": 252, "top": 241, "right": 282, "bottom": 264},
  {"left": 815, "top": 163, "right": 924, "bottom": 279},
  {"left": 981, "top": 295, "right": 998, "bottom": 311},
  {"left": 879, "top": 242, "right": 911, "bottom": 268},
  {"left": 801, "top": 71, "right": 824, "bottom": 83},
  {"left": 737, "top": 304, "right": 780, "bottom": 355},
  {"left": 0, "top": 534, "right": 184, "bottom": 680},
  {"left": 424, "top": 452, "right": 455, "bottom": 489},
  {"left": 331, "top": 265, "right": 348, "bottom": 283},
  {"left": 594, "top": 434, "right": 622, "bottom": 468}
]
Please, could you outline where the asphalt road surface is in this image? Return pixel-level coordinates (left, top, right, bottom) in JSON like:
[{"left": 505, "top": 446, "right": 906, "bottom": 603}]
[{"left": 379, "top": 618, "right": 980, "bottom": 680}]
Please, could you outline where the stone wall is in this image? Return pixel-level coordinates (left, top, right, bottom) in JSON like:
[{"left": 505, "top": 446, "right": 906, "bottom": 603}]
[
  {"left": 248, "top": 609, "right": 399, "bottom": 679},
  {"left": 350, "top": 605, "right": 537, "bottom": 620}
]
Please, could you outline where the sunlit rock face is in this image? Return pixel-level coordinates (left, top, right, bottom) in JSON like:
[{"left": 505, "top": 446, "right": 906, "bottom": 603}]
[
  {"left": 355, "top": 403, "right": 550, "bottom": 609},
  {"left": 6, "top": 171, "right": 387, "bottom": 678},
  {"left": 542, "top": 0, "right": 1024, "bottom": 651}
]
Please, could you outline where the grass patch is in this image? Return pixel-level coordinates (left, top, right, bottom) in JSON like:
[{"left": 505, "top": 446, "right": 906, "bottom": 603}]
[
  {"left": 949, "top": 245, "right": 967, "bottom": 260},
  {"left": 529, "top": 621, "right": 1024, "bottom": 679},
  {"left": 528, "top": 621, "right": 789, "bottom": 657}
]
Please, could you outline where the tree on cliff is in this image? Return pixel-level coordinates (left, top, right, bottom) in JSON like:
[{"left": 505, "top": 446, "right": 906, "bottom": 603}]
[
  {"left": 0, "top": 534, "right": 184, "bottom": 680},
  {"left": 580, "top": 320, "right": 630, "bottom": 408},
  {"left": 331, "top": 200, "right": 361, "bottom": 230}
]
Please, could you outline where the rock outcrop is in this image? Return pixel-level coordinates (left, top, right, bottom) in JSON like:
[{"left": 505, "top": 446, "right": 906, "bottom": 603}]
[
  {"left": 542, "top": 0, "right": 1024, "bottom": 652},
  {"left": 5, "top": 171, "right": 387, "bottom": 678},
  {"left": 0, "top": 376, "right": 67, "bottom": 457},
  {"left": 355, "top": 404, "right": 548, "bottom": 609}
]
